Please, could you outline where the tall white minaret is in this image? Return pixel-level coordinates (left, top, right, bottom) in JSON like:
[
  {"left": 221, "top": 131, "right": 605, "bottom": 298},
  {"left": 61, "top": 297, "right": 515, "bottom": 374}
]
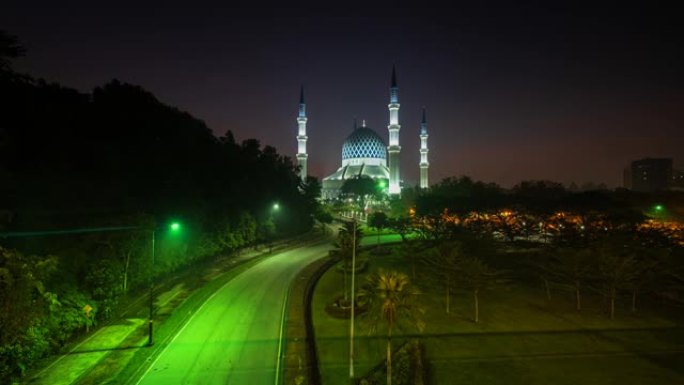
[
  {"left": 296, "top": 86, "right": 308, "bottom": 182},
  {"left": 419, "top": 107, "right": 429, "bottom": 189},
  {"left": 387, "top": 66, "right": 401, "bottom": 195}
]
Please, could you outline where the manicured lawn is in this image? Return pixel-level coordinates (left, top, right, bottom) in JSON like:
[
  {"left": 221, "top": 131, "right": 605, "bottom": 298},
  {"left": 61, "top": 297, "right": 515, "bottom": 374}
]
[{"left": 312, "top": 244, "right": 684, "bottom": 385}]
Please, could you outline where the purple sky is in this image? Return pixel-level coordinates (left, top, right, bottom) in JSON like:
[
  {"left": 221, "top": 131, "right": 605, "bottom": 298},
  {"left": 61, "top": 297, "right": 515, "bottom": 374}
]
[{"left": 3, "top": 2, "right": 683, "bottom": 187}]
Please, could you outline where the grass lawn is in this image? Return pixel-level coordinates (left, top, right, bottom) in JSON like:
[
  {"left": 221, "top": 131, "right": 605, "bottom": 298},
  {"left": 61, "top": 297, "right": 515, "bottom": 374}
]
[{"left": 312, "top": 244, "right": 684, "bottom": 385}]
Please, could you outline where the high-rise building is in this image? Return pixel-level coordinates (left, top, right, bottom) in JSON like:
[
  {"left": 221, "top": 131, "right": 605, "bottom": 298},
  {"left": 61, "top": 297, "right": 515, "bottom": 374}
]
[
  {"left": 672, "top": 169, "right": 684, "bottom": 190},
  {"left": 629, "top": 158, "right": 673, "bottom": 192}
]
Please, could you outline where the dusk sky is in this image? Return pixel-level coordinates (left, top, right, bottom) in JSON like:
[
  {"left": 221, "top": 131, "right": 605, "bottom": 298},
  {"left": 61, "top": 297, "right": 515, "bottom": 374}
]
[{"left": 3, "top": 1, "right": 682, "bottom": 187}]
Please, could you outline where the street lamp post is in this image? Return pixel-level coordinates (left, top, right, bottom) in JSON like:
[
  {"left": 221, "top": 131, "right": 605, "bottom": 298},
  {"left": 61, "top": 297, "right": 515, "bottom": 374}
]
[
  {"left": 148, "top": 229, "right": 156, "bottom": 346},
  {"left": 269, "top": 203, "right": 280, "bottom": 253},
  {"left": 148, "top": 221, "right": 181, "bottom": 346},
  {"left": 0, "top": 222, "right": 181, "bottom": 348},
  {"left": 349, "top": 218, "right": 357, "bottom": 381},
  {"left": 653, "top": 204, "right": 664, "bottom": 219}
]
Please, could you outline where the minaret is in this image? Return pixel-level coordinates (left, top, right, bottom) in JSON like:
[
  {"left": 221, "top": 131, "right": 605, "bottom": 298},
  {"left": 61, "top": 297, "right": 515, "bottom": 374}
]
[
  {"left": 419, "top": 107, "right": 429, "bottom": 189},
  {"left": 387, "top": 66, "right": 401, "bottom": 195},
  {"left": 296, "top": 86, "right": 308, "bottom": 182}
]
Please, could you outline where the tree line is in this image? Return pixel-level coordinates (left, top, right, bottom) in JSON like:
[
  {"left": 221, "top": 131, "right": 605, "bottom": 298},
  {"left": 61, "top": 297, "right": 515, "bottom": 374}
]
[
  {"left": 363, "top": 176, "right": 684, "bottom": 325},
  {"left": 0, "top": 31, "right": 319, "bottom": 380}
]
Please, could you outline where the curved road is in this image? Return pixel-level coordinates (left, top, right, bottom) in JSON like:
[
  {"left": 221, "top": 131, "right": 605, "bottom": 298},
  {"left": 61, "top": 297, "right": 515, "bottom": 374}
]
[{"left": 135, "top": 241, "right": 332, "bottom": 385}]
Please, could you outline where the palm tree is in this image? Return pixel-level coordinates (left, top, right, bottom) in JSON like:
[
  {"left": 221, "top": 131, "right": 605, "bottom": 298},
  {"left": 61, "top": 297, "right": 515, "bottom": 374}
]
[{"left": 361, "top": 269, "right": 424, "bottom": 385}]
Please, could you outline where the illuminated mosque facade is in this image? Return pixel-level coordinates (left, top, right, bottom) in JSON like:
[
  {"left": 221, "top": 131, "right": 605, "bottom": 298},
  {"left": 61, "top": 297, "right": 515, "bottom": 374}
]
[{"left": 296, "top": 67, "right": 430, "bottom": 199}]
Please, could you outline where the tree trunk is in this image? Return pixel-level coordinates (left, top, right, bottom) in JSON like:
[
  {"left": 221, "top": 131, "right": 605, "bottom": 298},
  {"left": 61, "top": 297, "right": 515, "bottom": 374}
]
[
  {"left": 386, "top": 327, "right": 393, "bottom": 385},
  {"left": 122, "top": 251, "right": 131, "bottom": 293},
  {"left": 575, "top": 285, "right": 581, "bottom": 311},
  {"left": 445, "top": 277, "right": 450, "bottom": 314},
  {"left": 343, "top": 266, "right": 348, "bottom": 301},
  {"left": 413, "top": 341, "right": 425, "bottom": 385},
  {"left": 474, "top": 288, "right": 479, "bottom": 323},
  {"left": 610, "top": 287, "right": 615, "bottom": 320},
  {"left": 632, "top": 288, "right": 637, "bottom": 313},
  {"left": 543, "top": 277, "right": 551, "bottom": 301}
]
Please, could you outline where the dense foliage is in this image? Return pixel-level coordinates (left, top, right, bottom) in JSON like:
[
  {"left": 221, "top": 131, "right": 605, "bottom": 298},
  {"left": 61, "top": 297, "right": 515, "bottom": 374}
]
[{"left": 0, "top": 31, "right": 317, "bottom": 379}]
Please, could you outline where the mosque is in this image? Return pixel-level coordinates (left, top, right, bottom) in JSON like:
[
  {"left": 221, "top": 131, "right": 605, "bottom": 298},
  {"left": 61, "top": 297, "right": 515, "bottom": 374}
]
[{"left": 295, "top": 67, "right": 430, "bottom": 199}]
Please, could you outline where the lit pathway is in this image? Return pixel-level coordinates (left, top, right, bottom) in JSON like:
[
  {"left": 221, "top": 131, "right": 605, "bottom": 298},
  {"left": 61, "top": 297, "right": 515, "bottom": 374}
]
[{"left": 135, "top": 242, "right": 332, "bottom": 385}]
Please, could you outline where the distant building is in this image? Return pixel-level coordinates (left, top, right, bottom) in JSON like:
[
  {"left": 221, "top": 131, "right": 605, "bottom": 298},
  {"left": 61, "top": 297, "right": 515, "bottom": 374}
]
[
  {"left": 321, "top": 122, "right": 390, "bottom": 200},
  {"left": 296, "top": 66, "right": 432, "bottom": 199},
  {"left": 629, "top": 158, "right": 673, "bottom": 192},
  {"left": 672, "top": 169, "right": 684, "bottom": 190}
]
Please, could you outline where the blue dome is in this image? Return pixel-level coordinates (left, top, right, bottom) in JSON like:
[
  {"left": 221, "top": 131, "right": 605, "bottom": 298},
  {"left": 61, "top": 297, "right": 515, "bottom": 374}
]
[{"left": 341, "top": 127, "right": 387, "bottom": 161}]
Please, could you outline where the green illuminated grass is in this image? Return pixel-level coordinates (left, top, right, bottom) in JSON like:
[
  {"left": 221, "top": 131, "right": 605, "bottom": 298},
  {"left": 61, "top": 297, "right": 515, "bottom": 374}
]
[
  {"left": 29, "top": 319, "right": 145, "bottom": 385},
  {"left": 312, "top": 246, "right": 684, "bottom": 385}
]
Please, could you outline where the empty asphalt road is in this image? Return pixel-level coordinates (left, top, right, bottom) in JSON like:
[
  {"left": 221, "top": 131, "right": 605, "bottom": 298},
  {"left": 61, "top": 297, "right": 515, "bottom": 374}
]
[{"left": 135, "top": 241, "right": 332, "bottom": 385}]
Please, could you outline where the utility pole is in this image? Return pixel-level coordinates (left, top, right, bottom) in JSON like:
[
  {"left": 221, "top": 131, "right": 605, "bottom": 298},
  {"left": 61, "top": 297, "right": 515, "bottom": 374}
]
[
  {"left": 148, "top": 229, "right": 156, "bottom": 346},
  {"left": 349, "top": 219, "right": 357, "bottom": 381}
]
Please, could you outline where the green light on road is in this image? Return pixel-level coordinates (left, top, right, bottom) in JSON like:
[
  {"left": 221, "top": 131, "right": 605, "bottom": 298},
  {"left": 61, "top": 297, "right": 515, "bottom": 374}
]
[
  {"left": 170, "top": 222, "right": 181, "bottom": 231},
  {"left": 654, "top": 205, "right": 663, "bottom": 212}
]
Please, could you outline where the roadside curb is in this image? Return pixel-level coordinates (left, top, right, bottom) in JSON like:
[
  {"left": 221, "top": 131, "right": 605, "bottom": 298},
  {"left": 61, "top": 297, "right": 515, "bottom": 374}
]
[
  {"left": 282, "top": 253, "right": 338, "bottom": 385},
  {"left": 281, "top": 239, "right": 406, "bottom": 385}
]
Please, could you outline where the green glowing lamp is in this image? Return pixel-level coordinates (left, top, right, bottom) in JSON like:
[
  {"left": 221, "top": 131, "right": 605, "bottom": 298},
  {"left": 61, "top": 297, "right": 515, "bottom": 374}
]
[
  {"left": 169, "top": 222, "right": 181, "bottom": 232},
  {"left": 654, "top": 204, "right": 663, "bottom": 212},
  {"left": 273, "top": 203, "right": 280, "bottom": 211}
]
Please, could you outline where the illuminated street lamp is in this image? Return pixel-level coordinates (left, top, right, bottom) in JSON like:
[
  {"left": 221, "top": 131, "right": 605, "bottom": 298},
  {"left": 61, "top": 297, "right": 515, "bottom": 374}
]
[
  {"left": 267, "top": 203, "right": 280, "bottom": 253},
  {"left": 149, "top": 220, "right": 183, "bottom": 346},
  {"left": 377, "top": 179, "right": 387, "bottom": 191},
  {"left": 649, "top": 204, "right": 665, "bottom": 221}
]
